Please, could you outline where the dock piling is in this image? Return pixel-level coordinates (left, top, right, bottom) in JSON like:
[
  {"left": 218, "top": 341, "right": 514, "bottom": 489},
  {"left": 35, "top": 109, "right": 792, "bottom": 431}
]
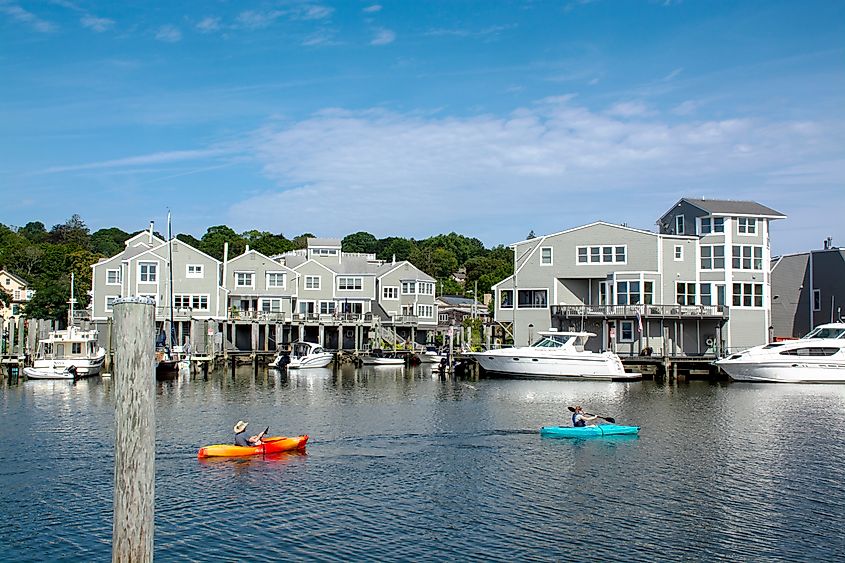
[{"left": 112, "top": 297, "right": 155, "bottom": 563}]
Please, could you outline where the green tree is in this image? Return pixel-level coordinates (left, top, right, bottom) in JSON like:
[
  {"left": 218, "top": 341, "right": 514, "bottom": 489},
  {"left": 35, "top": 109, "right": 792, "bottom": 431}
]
[
  {"left": 90, "top": 227, "right": 130, "bottom": 257},
  {"left": 342, "top": 231, "right": 378, "bottom": 254},
  {"left": 437, "top": 278, "right": 463, "bottom": 296},
  {"left": 18, "top": 221, "right": 47, "bottom": 243},
  {"left": 242, "top": 230, "right": 294, "bottom": 256},
  {"left": 200, "top": 226, "right": 245, "bottom": 260},
  {"left": 378, "top": 237, "right": 416, "bottom": 262},
  {"left": 49, "top": 214, "right": 91, "bottom": 249},
  {"left": 176, "top": 233, "right": 202, "bottom": 249},
  {"left": 291, "top": 233, "right": 315, "bottom": 250}
]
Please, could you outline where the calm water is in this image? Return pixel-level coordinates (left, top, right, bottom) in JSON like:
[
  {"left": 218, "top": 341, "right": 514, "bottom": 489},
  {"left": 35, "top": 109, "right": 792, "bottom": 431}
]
[{"left": 2, "top": 365, "right": 845, "bottom": 562}]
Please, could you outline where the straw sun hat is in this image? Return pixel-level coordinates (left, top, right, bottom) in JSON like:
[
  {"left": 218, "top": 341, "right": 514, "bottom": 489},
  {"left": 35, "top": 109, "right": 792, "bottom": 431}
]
[{"left": 233, "top": 420, "right": 249, "bottom": 433}]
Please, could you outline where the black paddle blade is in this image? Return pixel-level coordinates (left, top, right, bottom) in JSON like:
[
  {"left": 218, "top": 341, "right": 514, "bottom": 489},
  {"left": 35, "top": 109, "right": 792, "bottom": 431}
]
[
  {"left": 263, "top": 426, "right": 270, "bottom": 435},
  {"left": 602, "top": 417, "right": 616, "bottom": 424},
  {"left": 567, "top": 406, "right": 576, "bottom": 412}
]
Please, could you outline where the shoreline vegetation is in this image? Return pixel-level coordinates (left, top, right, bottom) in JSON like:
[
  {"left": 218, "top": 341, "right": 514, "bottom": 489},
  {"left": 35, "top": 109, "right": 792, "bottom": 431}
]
[{"left": 0, "top": 215, "right": 514, "bottom": 322}]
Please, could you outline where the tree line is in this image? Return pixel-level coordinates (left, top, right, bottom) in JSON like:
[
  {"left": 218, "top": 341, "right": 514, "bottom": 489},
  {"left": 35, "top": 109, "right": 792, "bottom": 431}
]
[{"left": 0, "top": 216, "right": 513, "bottom": 321}]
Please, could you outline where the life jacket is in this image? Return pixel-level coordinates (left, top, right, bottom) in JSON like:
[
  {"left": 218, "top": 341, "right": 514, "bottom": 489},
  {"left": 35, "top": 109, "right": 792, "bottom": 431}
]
[{"left": 572, "top": 412, "right": 585, "bottom": 427}]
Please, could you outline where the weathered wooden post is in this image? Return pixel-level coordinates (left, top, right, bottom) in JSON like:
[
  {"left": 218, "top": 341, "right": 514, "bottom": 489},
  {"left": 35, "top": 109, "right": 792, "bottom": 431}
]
[{"left": 112, "top": 297, "right": 155, "bottom": 563}]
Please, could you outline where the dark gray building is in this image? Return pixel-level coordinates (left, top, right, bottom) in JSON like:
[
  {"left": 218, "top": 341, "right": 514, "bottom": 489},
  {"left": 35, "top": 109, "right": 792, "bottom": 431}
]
[{"left": 771, "top": 239, "right": 845, "bottom": 338}]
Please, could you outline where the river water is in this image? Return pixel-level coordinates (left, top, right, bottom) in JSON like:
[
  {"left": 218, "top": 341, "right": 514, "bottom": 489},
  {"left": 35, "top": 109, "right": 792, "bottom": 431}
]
[{"left": 2, "top": 365, "right": 844, "bottom": 562}]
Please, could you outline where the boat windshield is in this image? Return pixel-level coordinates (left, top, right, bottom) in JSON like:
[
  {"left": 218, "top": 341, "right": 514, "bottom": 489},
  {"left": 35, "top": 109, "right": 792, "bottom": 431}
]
[
  {"left": 803, "top": 326, "right": 845, "bottom": 340},
  {"left": 532, "top": 335, "right": 573, "bottom": 348}
]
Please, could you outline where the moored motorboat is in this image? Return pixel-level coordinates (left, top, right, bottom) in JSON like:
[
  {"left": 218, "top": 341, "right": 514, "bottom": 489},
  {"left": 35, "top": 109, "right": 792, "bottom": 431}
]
[
  {"left": 540, "top": 424, "right": 640, "bottom": 438},
  {"left": 360, "top": 356, "right": 405, "bottom": 366},
  {"left": 715, "top": 322, "right": 845, "bottom": 383},
  {"left": 30, "top": 325, "right": 106, "bottom": 378},
  {"left": 467, "top": 330, "right": 640, "bottom": 381},
  {"left": 270, "top": 341, "right": 334, "bottom": 369},
  {"left": 197, "top": 435, "right": 309, "bottom": 458}
]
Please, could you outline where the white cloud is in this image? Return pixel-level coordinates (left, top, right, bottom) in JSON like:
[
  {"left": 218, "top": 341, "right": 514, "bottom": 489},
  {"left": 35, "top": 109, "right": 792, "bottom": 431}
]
[
  {"left": 370, "top": 28, "right": 395, "bottom": 45},
  {"left": 363, "top": 5, "right": 382, "bottom": 13},
  {"left": 155, "top": 24, "right": 182, "bottom": 43},
  {"left": 672, "top": 100, "right": 698, "bottom": 115},
  {"left": 80, "top": 14, "right": 114, "bottom": 32},
  {"left": 40, "top": 148, "right": 231, "bottom": 174},
  {"left": 302, "top": 29, "right": 337, "bottom": 46},
  {"left": 0, "top": 2, "right": 56, "bottom": 32},
  {"left": 236, "top": 10, "right": 282, "bottom": 29},
  {"left": 661, "top": 67, "right": 683, "bottom": 81},
  {"left": 196, "top": 16, "right": 221, "bottom": 33},
  {"left": 293, "top": 5, "right": 333, "bottom": 20},
  {"left": 606, "top": 101, "right": 651, "bottom": 117},
  {"left": 228, "top": 98, "right": 842, "bottom": 245}
]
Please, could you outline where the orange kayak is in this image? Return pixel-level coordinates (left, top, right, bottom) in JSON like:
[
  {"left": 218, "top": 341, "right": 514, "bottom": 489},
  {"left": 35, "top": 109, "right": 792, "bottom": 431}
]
[{"left": 197, "top": 435, "right": 309, "bottom": 458}]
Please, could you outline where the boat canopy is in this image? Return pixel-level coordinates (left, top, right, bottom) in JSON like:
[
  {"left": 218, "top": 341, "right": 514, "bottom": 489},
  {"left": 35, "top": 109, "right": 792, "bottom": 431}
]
[
  {"left": 803, "top": 324, "right": 845, "bottom": 340},
  {"left": 292, "top": 341, "right": 324, "bottom": 356},
  {"left": 532, "top": 332, "right": 596, "bottom": 351}
]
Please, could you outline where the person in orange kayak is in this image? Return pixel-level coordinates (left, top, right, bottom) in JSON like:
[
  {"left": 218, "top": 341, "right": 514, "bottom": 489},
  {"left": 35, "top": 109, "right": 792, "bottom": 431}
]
[
  {"left": 571, "top": 405, "right": 599, "bottom": 427},
  {"left": 233, "top": 420, "right": 266, "bottom": 447}
]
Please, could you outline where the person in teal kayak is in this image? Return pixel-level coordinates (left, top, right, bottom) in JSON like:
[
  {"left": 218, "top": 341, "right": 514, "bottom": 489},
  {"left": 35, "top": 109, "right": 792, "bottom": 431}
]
[
  {"left": 571, "top": 406, "right": 599, "bottom": 427},
  {"left": 233, "top": 420, "right": 265, "bottom": 447}
]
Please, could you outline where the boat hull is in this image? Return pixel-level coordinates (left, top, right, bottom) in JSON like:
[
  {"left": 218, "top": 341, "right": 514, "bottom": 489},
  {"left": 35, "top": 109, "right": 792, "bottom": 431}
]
[
  {"left": 361, "top": 357, "right": 405, "bottom": 366},
  {"left": 197, "top": 435, "right": 309, "bottom": 458},
  {"left": 540, "top": 424, "right": 640, "bottom": 438},
  {"left": 24, "top": 367, "right": 78, "bottom": 380},
  {"left": 287, "top": 353, "right": 334, "bottom": 369},
  {"left": 470, "top": 352, "right": 639, "bottom": 381},
  {"left": 716, "top": 360, "right": 845, "bottom": 383},
  {"left": 29, "top": 352, "right": 105, "bottom": 378}
]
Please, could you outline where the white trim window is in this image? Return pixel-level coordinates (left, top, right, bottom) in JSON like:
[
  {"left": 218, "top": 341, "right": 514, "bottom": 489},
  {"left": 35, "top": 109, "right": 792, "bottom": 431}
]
[
  {"left": 320, "top": 301, "right": 336, "bottom": 315},
  {"left": 732, "top": 283, "right": 763, "bottom": 307},
  {"left": 675, "top": 215, "right": 685, "bottom": 235},
  {"left": 577, "top": 245, "right": 627, "bottom": 264},
  {"left": 616, "top": 281, "right": 653, "bottom": 305},
  {"left": 298, "top": 300, "right": 316, "bottom": 314},
  {"left": 439, "top": 313, "right": 448, "bottom": 322},
  {"left": 266, "top": 272, "right": 286, "bottom": 289},
  {"left": 732, "top": 245, "right": 763, "bottom": 270},
  {"left": 313, "top": 248, "right": 338, "bottom": 256},
  {"left": 700, "top": 217, "right": 725, "bottom": 234},
  {"left": 417, "top": 304, "right": 433, "bottom": 318},
  {"left": 106, "top": 269, "right": 122, "bottom": 285},
  {"left": 304, "top": 275, "right": 321, "bottom": 290},
  {"left": 540, "top": 247, "right": 553, "bottom": 266},
  {"left": 701, "top": 245, "right": 725, "bottom": 270},
  {"left": 401, "top": 281, "right": 417, "bottom": 294},
  {"left": 105, "top": 295, "right": 118, "bottom": 312},
  {"left": 517, "top": 289, "right": 548, "bottom": 309},
  {"left": 676, "top": 282, "right": 696, "bottom": 306},
  {"left": 235, "top": 272, "right": 255, "bottom": 288},
  {"left": 261, "top": 298, "right": 282, "bottom": 313},
  {"left": 186, "top": 264, "right": 204, "bottom": 278},
  {"left": 419, "top": 282, "right": 434, "bottom": 295},
  {"left": 700, "top": 284, "right": 713, "bottom": 306},
  {"left": 174, "top": 294, "right": 210, "bottom": 310},
  {"left": 737, "top": 217, "right": 757, "bottom": 235},
  {"left": 383, "top": 286, "right": 399, "bottom": 300},
  {"left": 500, "top": 289, "right": 514, "bottom": 309},
  {"left": 338, "top": 277, "right": 363, "bottom": 291},
  {"left": 674, "top": 246, "right": 683, "bottom": 261},
  {"left": 618, "top": 320, "right": 635, "bottom": 342},
  {"left": 138, "top": 262, "right": 157, "bottom": 283}
]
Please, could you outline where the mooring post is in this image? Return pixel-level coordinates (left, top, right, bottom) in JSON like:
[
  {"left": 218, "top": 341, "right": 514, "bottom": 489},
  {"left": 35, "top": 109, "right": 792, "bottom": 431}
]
[{"left": 112, "top": 297, "right": 155, "bottom": 563}]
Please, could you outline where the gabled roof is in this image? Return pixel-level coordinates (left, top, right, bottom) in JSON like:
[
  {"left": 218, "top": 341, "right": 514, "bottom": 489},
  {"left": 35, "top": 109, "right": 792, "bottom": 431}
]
[
  {"left": 0, "top": 269, "right": 28, "bottom": 286},
  {"left": 228, "top": 249, "right": 297, "bottom": 273},
  {"left": 436, "top": 295, "right": 484, "bottom": 307},
  {"left": 509, "top": 221, "right": 659, "bottom": 247},
  {"left": 307, "top": 237, "right": 342, "bottom": 247},
  {"left": 670, "top": 198, "right": 786, "bottom": 219}
]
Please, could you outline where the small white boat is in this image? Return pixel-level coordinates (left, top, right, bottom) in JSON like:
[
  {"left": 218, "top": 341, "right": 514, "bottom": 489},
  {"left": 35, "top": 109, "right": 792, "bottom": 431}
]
[
  {"left": 467, "top": 330, "right": 640, "bottom": 381},
  {"left": 418, "top": 346, "right": 445, "bottom": 364},
  {"left": 29, "top": 325, "right": 106, "bottom": 379},
  {"left": 715, "top": 322, "right": 845, "bottom": 383},
  {"left": 361, "top": 355, "right": 405, "bottom": 366},
  {"left": 270, "top": 341, "right": 334, "bottom": 369}
]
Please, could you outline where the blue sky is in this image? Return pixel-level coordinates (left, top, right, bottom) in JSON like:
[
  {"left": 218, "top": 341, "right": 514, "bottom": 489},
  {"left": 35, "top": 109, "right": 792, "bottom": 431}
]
[{"left": 1, "top": 0, "right": 843, "bottom": 255}]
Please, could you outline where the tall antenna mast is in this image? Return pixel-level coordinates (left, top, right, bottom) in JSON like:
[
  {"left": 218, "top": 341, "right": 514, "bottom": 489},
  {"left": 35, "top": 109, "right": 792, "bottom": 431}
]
[{"left": 168, "top": 210, "right": 175, "bottom": 349}]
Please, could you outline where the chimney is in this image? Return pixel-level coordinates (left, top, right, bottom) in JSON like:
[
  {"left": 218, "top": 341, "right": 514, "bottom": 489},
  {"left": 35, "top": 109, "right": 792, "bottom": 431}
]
[
  {"left": 245, "top": 245, "right": 250, "bottom": 253},
  {"left": 392, "top": 254, "right": 396, "bottom": 264},
  {"left": 149, "top": 221, "right": 154, "bottom": 244},
  {"left": 824, "top": 237, "right": 833, "bottom": 250}
]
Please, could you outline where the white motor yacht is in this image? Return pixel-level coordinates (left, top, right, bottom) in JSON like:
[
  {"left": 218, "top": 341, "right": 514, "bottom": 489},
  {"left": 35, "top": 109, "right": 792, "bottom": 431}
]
[
  {"left": 270, "top": 341, "right": 334, "bottom": 369},
  {"left": 467, "top": 330, "right": 640, "bottom": 381},
  {"left": 715, "top": 322, "right": 845, "bottom": 383},
  {"left": 25, "top": 326, "right": 106, "bottom": 379}
]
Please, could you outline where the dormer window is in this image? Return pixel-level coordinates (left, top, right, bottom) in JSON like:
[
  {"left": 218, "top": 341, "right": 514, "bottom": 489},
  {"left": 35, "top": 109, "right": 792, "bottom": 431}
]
[
  {"left": 675, "top": 215, "right": 685, "bottom": 235},
  {"left": 737, "top": 217, "right": 757, "bottom": 235},
  {"left": 700, "top": 217, "right": 724, "bottom": 234}
]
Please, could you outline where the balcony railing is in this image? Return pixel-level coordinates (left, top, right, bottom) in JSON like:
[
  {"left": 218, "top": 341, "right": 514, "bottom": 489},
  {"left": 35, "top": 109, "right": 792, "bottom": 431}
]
[
  {"left": 550, "top": 304, "right": 727, "bottom": 319},
  {"left": 230, "top": 310, "right": 287, "bottom": 322}
]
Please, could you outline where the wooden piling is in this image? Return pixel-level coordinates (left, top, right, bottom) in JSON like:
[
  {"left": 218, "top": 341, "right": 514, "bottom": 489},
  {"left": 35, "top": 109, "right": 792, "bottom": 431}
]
[{"left": 112, "top": 297, "right": 155, "bottom": 563}]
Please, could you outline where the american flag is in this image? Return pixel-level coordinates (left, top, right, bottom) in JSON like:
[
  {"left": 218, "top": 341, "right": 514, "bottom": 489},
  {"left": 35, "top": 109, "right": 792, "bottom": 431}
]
[{"left": 635, "top": 309, "right": 643, "bottom": 333}]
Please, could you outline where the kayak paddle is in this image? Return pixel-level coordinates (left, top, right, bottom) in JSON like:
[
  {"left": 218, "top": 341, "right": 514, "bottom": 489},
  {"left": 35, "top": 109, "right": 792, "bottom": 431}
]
[{"left": 567, "top": 406, "right": 615, "bottom": 424}]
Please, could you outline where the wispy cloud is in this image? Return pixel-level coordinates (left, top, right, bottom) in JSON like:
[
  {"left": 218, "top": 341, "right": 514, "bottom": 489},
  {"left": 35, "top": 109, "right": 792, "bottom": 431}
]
[
  {"left": 424, "top": 24, "right": 516, "bottom": 39},
  {"left": 80, "top": 14, "right": 114, "bottom": 32},
  {"left": 196, "top": 16, "right": 221, "bottom": 33},
  {"left": 370, "top": 28, "right": 395, "bottom": 45},
  {"left": 606, "top": 101, "right": 652, "bottom": 117},
  {"left": 672, "top": 100, "right": 699, "bottom": 116},
  {"left": 363, "top": 5, "right": 382, "bottom": 13},
  {"left": 0, "top": 2, "right": 56, "bottom": 32},
  {"left": 39, "top": 148, "right": 232, "bottom": 174},
  {"left": 302, "top": 29, "right": 338, "bottom": 47},
  {"left": 661, "top": 67, "right": 683, "bottom": 81},
  {"left": 235, "top": 10, "right": 282, "bottom": 30},
  {"left": 155, "top": 24, "right": 182, "bottom": 43},
  {"left": 292, "top": 5, "right": 333, "bottom": 20},
  {"left": 228, "top": 98, "right": 841, "bottom": 243}
]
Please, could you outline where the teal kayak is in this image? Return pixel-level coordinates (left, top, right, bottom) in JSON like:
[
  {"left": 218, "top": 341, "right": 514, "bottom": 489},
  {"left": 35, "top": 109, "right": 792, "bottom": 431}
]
[{"left": 540, "top": 424, "right": 640, "bottom": 438}]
